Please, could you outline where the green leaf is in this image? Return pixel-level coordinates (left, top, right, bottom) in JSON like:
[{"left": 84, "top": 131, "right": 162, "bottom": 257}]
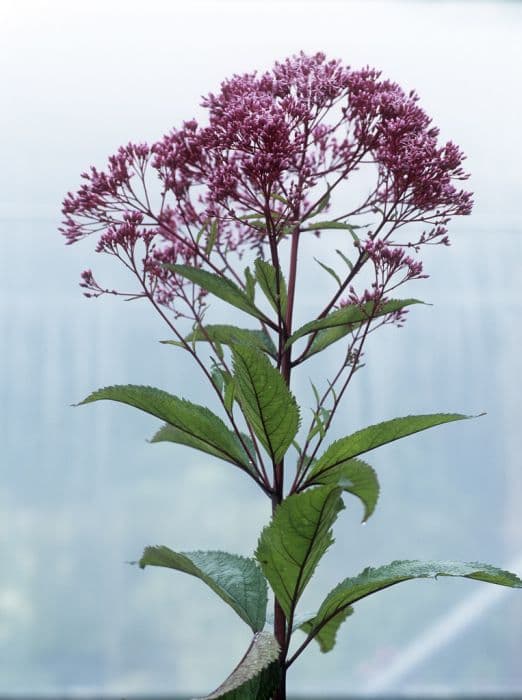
[
  {"left": 306, "top": 457, "right": 380, "bottom": 522},
  {"left": 211, "top": 364, "right": 225, "bottom": 394},
  {"left": 305, "top": 324, "right": 355, "bottom": 358},
  {"left": 308, "top": 560, "right": 522, "bottom": 641},
  {"left": 184, "top": 324, "right": 277, "bottom": 358},
  {"left": 306, "top": 191, "right": 331, "bottom": 219},
  {"left": 254, "top": 258, "right": 288, "bottom": 317},
  {"left": 270, "top": 192, "right": 290, "bottom": 205},
  {"left": 336, "top": 248, "right": 354, "bottom": 270},
  {"left": 244, "top": 266, "right": 256, "bottom": 303},
  {"left": 165, "top": 264, "right": 267, "bottom": 322},
  {"left": 223, "top": 374, "right": 236, "bottom": 414},
  {"left": 314, "top": 257, "right": 342, "bottom": 287},
  {"left": 159, "top": 339, "right": 185, "bottom": 349},
  {"left": 139, "top": 547, "right": 268, "bottom": 633},
  {"left": 302, "top": 220, "right": 360, "bottom": 232},
  {"left": 232, "top": 346, "right": 299, "bottom": 463},
  {"left": 205, "top": 220, "right": 218, "bottom": 255},
  {"left": 286, "top": 298, "right": 423, "bottom": 350},
  {"left": 197, "top": 631, "right": 280, "bottom": 700},
  {"left": 150, "top": 423, "right": 256, "bottom": 475},
  {"left": 255, "top": 486, "right": 344, "bottom": 617},
  {"left": 299, "top": 606, "right": 353, "bottom": 653},
  {"left": 77, "top": 385, "right": 253, "bottom": 470},
  {"left": 309, "top": 413, "right": 475, "bottom": 480}
]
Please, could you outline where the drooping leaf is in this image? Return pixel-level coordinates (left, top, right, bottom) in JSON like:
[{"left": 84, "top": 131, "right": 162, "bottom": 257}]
[
  {"left": 299, "top": 606, "right": 353, "bottom": 653},
  {"left": 197, "top": 631, "right": 280, "bottom": 700},
  {"left": 184, "top": 324, "right": 277, "bottom": 358},
  {"left": 305, "top": 457, "right": 379, "bottom": 522},
  {"left": 336, "top": 248, "right": 354, "bottom": 270},
  {"left": 165, "top": 264, "right": 267, "bottom": 322},
  {"left": 232, "top": 346, "right": 299, "bottom": 463},
  {"left": 307, "top": 560, "right": 522, "bottom": 642},
  {"left": 286, "top": 298, "right": 423, "bottom": 350},
  {"left": 139, "top": 547, "right": 268, "bottom": 633},
  {"left": 77, "top": 385, "right": 252, "bottom": 469},
  {"left": 309, "top": 413, "right": 475, "bottom": 481},
  {"left": 150, "top": 424, "right": 257, "bottom": 474},
  {"left": 254, "top": 258, "right": 288, "bottom": 318},
  {"left": 314, "top": 257, "right": 342, "bottom": 287},
  {"left": 255, "top": 486, "right": 344, "bottom": 617}
]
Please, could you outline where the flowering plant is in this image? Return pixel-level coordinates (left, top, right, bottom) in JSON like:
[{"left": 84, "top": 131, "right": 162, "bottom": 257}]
[{"left": 62, "top": 53, "right": 521, "bottom": 699}]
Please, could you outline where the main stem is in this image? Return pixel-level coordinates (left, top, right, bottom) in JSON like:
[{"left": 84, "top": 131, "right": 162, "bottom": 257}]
[{"left": 272, "top": 227, "right": 300, "bottom": 700}]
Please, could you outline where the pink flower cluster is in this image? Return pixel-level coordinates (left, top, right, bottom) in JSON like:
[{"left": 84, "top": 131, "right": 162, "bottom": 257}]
[
  {"left": 61, "top": 52, "right": 472, "bottom": 313},
  {"left": 339, "top": 239, "right": 428, "bottom": 329}
]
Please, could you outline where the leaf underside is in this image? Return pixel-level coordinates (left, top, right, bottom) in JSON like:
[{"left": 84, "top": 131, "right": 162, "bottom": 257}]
[
  {"left": 197, "top": 631, "right": 280, "bottom": 700},
  {"left": 255, "top": 486, "right": 344, "bottom": 617},
  {"left": 232, "top": 345, "right": 300, "bottom": 463},
  {"left": 78, "top": 384, "right": 253, "bottom": 470},
  {"left": 139, "top": 547, "right": 268, "bottom": 633},
  {"left": 299, "top": 605, "right": 353, "bottom": 653}
]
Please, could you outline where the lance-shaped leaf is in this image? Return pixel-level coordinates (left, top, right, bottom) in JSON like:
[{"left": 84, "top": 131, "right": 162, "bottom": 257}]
[
  {"left": 299, "top": 606, "right": 353, "bottom": 653},
  {"left": 306, "top": 191, "right": 330, "bottom": 219},
  {"left": 197, "top": 631, "right": 280, "bottom": 700},
  {"left": 150, "top": 424, "right": 257, "bottom": 474},
  {"left": 286, "top": 298, "right": 423, "bottom": 350},
  {"left": 302, "top": 220, "right": 359, "bottom": 232},
  {"left": 314, "top": 257, "right": 342, "bottom": 287},
  {"left": 305, "top": 560, "right": 522, "bottom": 642},
  {"left": 232, "top": 346, "right": 300, "bottom": 463},
  {"left": 254, "top": 258, "right": 288, "bottom": 317},
  {"left": 77, "top": 385, "right": 252, "bottom": 470},
  {"left": 165, "top": 264, "right": 268, "bottom": 322},
  {"left": 139, "top": 547, "right": 268, "bottom": 633},
  {"left": 305, "top": 324, "right": 356, "bottom": 359},
  {"left": 184, "top": 324, "right": 277, "bottom": 359},
  {"left": 309, "top": 413, "right": 474, "bottom": 480},
  {"left": 255, "top": 486, "right": 344, "bottom": 617},
  {"left": 244, "top": 266, "right": 257, "bottom": 303},
  {"left": 305, "top": 457, "right": 379, "bottom": 522}
]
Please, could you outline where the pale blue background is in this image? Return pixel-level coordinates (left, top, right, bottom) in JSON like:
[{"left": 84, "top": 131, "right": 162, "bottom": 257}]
[{"left": 1, "top": 0, "right": 521, "bottom": 696}]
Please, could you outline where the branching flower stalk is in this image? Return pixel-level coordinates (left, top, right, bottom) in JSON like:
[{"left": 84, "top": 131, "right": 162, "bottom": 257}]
[{"left": 61, "top": 53, "right": 521, "bottom": 700}]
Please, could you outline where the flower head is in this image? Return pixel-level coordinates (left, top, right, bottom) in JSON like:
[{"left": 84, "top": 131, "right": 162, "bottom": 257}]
[{"left": 61, "top": 52, "right": 472, "bottom": 315}]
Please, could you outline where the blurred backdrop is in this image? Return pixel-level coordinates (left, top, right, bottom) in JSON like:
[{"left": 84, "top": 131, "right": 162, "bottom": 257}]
[{"left": 1, "top": 0, "right": 521, "bottom": 696}]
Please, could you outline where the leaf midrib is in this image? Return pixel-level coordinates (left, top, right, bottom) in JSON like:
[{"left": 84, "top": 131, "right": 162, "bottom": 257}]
[
  {"left": 288, "top": 491, "right": 336, "bottom": 618},
  {"left": 239, "top": 355, "right": 278, "bottom": 463}
]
